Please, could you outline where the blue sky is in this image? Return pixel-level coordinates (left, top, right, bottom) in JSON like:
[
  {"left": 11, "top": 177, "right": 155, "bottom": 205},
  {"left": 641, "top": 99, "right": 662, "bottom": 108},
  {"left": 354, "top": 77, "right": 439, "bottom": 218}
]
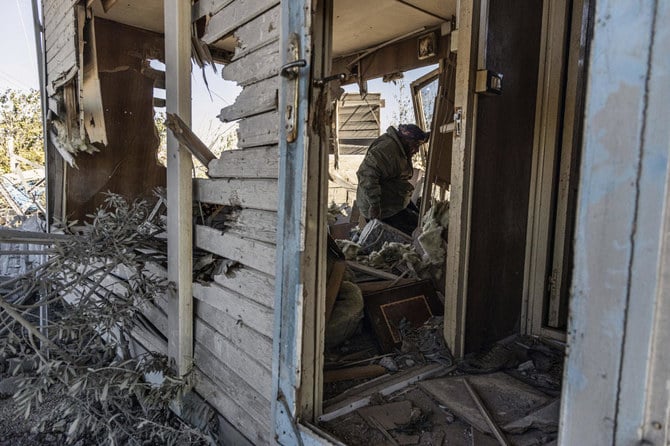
[{"left": 0, "top": 1, "right": 434, "bottom": 139}]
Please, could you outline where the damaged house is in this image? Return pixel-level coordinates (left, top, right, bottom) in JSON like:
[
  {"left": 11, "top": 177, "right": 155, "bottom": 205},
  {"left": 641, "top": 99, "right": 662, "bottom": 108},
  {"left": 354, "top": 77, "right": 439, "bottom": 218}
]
[{"left": 31, "top": 0, "right": 669, "bottom": 444}]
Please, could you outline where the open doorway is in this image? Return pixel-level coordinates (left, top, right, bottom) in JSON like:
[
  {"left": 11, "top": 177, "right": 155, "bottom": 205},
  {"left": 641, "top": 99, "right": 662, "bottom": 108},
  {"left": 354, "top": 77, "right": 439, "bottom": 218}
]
[{"left": 304, "top": 0, "right": 592, "bottom": 444}]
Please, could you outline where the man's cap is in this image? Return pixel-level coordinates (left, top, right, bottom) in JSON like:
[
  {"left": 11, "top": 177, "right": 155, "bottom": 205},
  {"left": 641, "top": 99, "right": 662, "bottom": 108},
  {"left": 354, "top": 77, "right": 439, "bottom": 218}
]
[{"left": 398, "top": 124, "right": 430, "bottom": 143}]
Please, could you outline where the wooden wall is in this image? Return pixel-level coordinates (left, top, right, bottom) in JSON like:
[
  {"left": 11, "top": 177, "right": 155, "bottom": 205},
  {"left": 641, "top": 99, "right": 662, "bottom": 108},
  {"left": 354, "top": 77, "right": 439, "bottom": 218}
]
[
  {"left": 64, "top": 19, "right": 166, "bottom": 222},
  {"left": 44, "top": 0, "right": 79, "bottom": 86},
  {"left": 189, "top": 0, "right": 281, "bottom": 443},
  {"left": 464, "top": 0, "right": 543, "bottom": 353}
]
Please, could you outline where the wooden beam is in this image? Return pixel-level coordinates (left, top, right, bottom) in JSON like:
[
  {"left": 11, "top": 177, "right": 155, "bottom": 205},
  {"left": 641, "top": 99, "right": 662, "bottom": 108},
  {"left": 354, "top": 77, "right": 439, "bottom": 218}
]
[
  {"left": 166, "top": 113, "right": 216, "bottom": 166},
  {"left": 444, "top": 0, "right": 480, "bottom": 359},
  {"left": 165, "top": 0, "right": 193, "bottom": 378}
]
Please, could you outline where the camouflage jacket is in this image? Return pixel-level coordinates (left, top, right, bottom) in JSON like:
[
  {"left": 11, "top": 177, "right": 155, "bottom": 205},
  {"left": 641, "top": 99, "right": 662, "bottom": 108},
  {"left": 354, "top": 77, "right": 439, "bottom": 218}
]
[{"left": 356, "top": 127, "right": 414, "bottom": 219}]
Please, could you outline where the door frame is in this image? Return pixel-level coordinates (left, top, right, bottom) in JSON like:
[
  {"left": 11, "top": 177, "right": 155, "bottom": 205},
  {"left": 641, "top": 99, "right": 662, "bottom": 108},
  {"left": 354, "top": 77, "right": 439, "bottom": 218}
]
[
  {"left": 522, "top": 0, "right": 589, "bottom": 340},
  {"left": 443, "top": 0, "right": 482, "bottom": 359},
  {"left": 273, "top": 0, "right": 335, "bottom": 443}
]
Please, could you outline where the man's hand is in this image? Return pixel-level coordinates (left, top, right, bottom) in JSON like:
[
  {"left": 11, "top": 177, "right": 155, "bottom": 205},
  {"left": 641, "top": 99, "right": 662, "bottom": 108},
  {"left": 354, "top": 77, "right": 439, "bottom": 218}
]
[{"left": 368, "top": 205, "right": 381, "bottom": 220}]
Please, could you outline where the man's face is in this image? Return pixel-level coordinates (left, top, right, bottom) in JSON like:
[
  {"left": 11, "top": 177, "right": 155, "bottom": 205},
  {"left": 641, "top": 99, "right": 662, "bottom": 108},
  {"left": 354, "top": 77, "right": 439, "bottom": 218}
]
[{"left": 407, "top": 139, "right": 423, "bottom": 155}]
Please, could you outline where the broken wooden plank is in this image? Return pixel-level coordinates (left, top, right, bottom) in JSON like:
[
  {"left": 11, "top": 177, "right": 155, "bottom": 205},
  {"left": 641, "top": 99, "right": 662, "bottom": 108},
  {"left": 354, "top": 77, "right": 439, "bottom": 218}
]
[
  {"left": 166, "top": 113, "right": 216, "bottom": 166},
  {"left": 217, "top": 77, "right": 278, "bottom": 122},
  {"left": 418, "top": 372, "right": 550, "bottom": 435},
  {"left": 194, "top": 178, "right": 278, "bottom": 211},
  {"left": 207, "top": 146, "right": 279, "bottom": 179},
  {"left": 140, "top": 65, "right": 166, "bottom": 89},
  {"left": 0, "top": 229, "right": 71, "bottom": 244},
  {"left": 463, "top": 377, "right": 511, "bottom": 446},
  {"left": 319, "top": 364, "right": 446, "bottom": 422},
  {"left": 346, "top": 261, "right": 399, "bottom": 281},
  {"left": 195, "top": 224, "right": 275, "bottom": 275}
]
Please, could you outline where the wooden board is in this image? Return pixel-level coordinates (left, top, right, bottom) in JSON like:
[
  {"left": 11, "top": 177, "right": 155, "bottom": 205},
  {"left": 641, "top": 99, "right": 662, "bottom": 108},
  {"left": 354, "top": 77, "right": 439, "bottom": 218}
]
[
  {"left": 233, "top": 5, "right": 280, "bottom": 59},
  {"left": 217, "top": 78, "right": 278, "bottom": 122},
  {"left": 419, "top": 373, "right": 551, "bottom": 434},
  {"left": 202, "top": 0, "right": 280, "bottom": 44},
  {"left": 194, "top": 178, "right": 278, "bottom": 211},
  {"left": 220, "top": 208, "right": 278, "bottom": 244},
  {"left": 222, "top": 42, "right": 280, "bottom": 87},
  {"left": 194, "top": 224, "right": 276, "bottom": 275},
  {"left": 195, "top": 299, "right": 272, "bottom": 363},
  {"left": 194, "top": 317, "right": 272, "bottom": 400},
  {"left": 193, "top": 361, "right": 271, "bottom": 444},
  {"left": 212, "top": 267, "right": 275, "bottom": 308},
  {"left": 208, "top": 145, "right": 279, "bottom": 179},
  {"left": 237, "top": 111, "right": 279, "bottom": 148},
  {"left": 193, "top": 281, "right": 274, "bottom": 339}
]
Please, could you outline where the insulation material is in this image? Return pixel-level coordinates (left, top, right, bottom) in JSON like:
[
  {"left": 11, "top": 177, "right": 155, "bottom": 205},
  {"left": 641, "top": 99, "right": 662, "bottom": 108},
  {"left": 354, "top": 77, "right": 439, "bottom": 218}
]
[
  {"left": 326, "top": 281, "right": 364, "bottom": 348},
  {"left": 417, "top": 200, "right": 449, "bottom": 265},
  {"left": 50, "top": 120, "right": 99, "bottom": 167}
]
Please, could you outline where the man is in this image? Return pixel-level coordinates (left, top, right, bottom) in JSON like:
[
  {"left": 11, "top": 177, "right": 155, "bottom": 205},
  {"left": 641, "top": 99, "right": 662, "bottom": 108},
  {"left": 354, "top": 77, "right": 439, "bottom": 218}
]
[{"left": 356, "top": 124, "right": 429, "bottom": 235}]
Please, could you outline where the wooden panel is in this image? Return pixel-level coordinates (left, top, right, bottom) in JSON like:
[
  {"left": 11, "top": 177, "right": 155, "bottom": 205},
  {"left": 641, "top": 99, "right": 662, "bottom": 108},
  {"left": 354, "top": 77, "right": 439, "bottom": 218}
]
[
  {"left": 464, "top": 0, "right": 543, "bottom": 352},
  {"left": 94, "top": 19, "right": 165, "bottom": 71},
  {"left": 218, "top": 77, "right": 278, "bottom": 122},
  {"left": 232, "top": 5, "right": 280, "bottom": 59},
  {"left": 332, "top": 33, "right": 451, "bottom": 83},
  {"left": 65, "top": 69, "right": 165, "bottom": 221},
  {"left": 337, "top": 130, "right": 379, "bottom": 139},
  {"left": 130, "top": 324, "right": 168, "bottom": 356},
  {"left": 202, "top": 0, "right": 280, "bottom": 44},
  {"left": 194, "top": 178, "right": 278, "bottom": 211},
  {"left": 193, "top": 368, "right": 271, "bottom": 445},
  {"left": 193, "top": 282, "right": 274, "bottom": 339},
  {"left": 193, "top": 317, "right": 272, "bottom": 399},
  {"left": 195, "top": 224, "right": 276, "bottom": 275},
  {"left": 64, "top": 19, "right": 166, "bottom": 221},
  {"left": 45, "top": 8, "right": 74, "bottom": 53},
  {"left": 195, "top": 299, "right": 272, "bottom": 361},
  {"left": 222, "top": 42, "right": 280, "bottom": 87},
  {"left": 193, "top": 0, "right": 233, "bottom": 18},
  {"left": 219, "top": 208, "right": 278, "bottom": 244},
  {"left": 237, "top": 111, "right": 279, "bottom": 147},
  {"left": 208, "top": 145, "right": 279, "bottom": 178},
  {"left": 212, "top": 267, "right": 275, "bottom": 308},
  {"left": 47, "top": 45, "right": 77, "bottom": 82}
]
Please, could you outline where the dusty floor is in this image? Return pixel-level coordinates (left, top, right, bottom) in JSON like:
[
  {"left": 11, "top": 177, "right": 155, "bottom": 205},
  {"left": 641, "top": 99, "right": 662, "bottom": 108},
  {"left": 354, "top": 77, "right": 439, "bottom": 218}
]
[{"left": 320, "top": 332, "right": 563, "bottom": 446}]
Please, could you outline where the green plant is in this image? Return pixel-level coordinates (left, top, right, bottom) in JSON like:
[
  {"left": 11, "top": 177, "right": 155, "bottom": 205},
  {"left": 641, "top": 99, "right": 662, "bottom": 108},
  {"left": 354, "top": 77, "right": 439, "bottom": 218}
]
[
  {"left": 0, "top": 89, "right": 44, "bottom": 174},
  {"left": 0, "top": 193, "right": 213, "bottom": 445}
]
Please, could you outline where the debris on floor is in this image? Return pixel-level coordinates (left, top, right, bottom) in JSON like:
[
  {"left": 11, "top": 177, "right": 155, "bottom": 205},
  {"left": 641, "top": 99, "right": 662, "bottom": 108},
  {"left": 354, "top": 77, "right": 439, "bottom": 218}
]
[{"left": 322, "top": 200, "right": 562, "bottom": 445}]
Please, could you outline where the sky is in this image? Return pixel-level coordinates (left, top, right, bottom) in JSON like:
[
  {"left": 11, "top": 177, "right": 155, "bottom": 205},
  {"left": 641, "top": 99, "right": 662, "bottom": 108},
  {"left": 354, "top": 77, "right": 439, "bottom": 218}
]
[{"left": 0, "top": 1, "right": 434, "bottom": 142}]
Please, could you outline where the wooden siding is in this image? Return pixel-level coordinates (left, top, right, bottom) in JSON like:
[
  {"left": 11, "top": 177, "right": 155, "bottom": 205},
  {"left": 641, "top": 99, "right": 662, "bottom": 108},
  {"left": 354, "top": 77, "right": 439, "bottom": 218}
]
[
  {"left": 191, "top": 0, "right": 281, "bottom": 442},
  {"left": 44, "top": 0, "right": 78, "bottom": 86}
]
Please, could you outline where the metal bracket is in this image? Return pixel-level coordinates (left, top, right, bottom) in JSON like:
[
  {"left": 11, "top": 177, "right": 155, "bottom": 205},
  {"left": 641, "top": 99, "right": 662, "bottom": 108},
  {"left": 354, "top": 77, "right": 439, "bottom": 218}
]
[{"left": 313, "top": 73, "right": 346, "bottom": 87}]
